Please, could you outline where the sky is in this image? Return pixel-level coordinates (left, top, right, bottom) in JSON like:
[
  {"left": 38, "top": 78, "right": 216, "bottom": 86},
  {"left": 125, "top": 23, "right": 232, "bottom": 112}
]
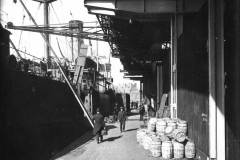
[{"left": 0, "top": 0, "right": 139, "bottom": 88}]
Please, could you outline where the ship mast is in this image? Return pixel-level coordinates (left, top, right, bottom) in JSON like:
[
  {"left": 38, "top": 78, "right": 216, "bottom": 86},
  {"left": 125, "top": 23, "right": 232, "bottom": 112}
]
[{"left": 32, "top": 0, "right": 56, "bottom": 69}]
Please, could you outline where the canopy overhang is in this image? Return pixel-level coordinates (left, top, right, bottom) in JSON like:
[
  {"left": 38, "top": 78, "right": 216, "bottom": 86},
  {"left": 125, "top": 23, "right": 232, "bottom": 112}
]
[
  {"left": 84, "top": 0, "right": 207, "bottom": 76},
  {"left": 85, "top": 0, "right": 206, "bottom": 16}
]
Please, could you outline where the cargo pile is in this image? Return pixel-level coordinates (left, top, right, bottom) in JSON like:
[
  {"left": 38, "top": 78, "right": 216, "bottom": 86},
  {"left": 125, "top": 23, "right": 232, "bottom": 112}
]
[{"left": 136, "top": 118, "right": 195, "bottom": 159}]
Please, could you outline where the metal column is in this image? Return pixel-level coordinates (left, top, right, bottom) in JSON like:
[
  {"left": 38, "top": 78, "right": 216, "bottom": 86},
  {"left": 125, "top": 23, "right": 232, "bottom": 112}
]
[
  {"left": 208, "top": 0, "right": 225, "bottom": 159},
  {"left": 44, "top": 1, "right": 50, "bottom": 69},
  {"left": 140, "top": 81, "right": 143, "bottom": 104},
  {"left": 215, "top": 0, "right": 225, "bottom": 159},
  {"left": 156, "top": 62, "right": 163, "bottom": 111},
  {"left": 208, "top": 0, "right": 217, "bottom": 159},
  {"left": 170, "top": 15, "right": 177, "bottom": 119}
]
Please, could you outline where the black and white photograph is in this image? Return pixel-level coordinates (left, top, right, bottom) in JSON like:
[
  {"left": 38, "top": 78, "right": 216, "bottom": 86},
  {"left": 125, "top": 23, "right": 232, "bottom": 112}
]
[{"left": 1, "top": 0, "right": 239, "bottom": 160}]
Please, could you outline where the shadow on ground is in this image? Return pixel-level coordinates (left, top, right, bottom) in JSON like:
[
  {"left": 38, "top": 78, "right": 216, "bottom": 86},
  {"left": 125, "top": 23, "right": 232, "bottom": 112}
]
[
  {"left": 50, "top": 131, "right": 94, "bottom": 160},
  {"left": 102, "top": 135, "right": 122, "bottom": 142},
  {"left": 127, "top": 110, "right": 139, "bottom": 116},
  {"left": 106, "top": 125, "right": 117, "bottom": 130},
  {"left": 124, "top": 128, "right": 138, "bottom": 132},
  {"left": 127, "top": 118, "right": 141, "bottom": 121}
]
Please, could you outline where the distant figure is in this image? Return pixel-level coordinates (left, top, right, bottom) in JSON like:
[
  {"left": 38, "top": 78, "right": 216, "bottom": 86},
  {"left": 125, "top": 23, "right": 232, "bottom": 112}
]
[
  {"left": 118, "top": 107, "right": 127, "bottom": 132},
  {"left": 143, "top": 96, "right": 150, "bottom": 117},
  {"left": 92, "top": 108, "right": 105, "bottom": 144},
  {"left": 148, "top": 106, "right": 156, "bottom": 117},
  {"left": 113, "top": 103, "right": 118, "bottom": 122},
  {"left": 139, "top": 104, "right": 145, "bottom": 121}
]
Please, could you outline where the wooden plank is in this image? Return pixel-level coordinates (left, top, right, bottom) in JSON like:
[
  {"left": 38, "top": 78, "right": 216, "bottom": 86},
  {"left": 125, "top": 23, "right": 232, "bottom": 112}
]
[{"left": 157, "top": 93, "right": 168, "bottom": 118}]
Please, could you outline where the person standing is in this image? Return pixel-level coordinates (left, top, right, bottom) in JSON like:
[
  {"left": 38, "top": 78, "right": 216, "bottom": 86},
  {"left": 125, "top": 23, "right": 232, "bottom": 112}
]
[
  {"left": 139, "top": 104, "right": 145, "bottom": 121},
  {"left": 118, "top": 107, "right": 127, "bottom": 132},
  {"left": 92, "top": 108, "right": 105, "bottom": 144},
  {"left": 148, "top": 105, "right": 156, "bottom": 117}
]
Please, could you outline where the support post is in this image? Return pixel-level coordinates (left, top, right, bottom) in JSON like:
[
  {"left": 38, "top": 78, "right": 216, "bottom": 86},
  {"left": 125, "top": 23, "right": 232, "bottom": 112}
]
[
  {"left": 43, "top": 1, "right": 50, "bottom": 69},
  {"left": 208, "top": 0, "right": 217, "bottom": 159},
  {"left": 170, "top": 15, "right": 177, "bottom": 119},
  {"left": 216, "top": 0, "right": 225, "bottom": 159},
  {"left": 208, "top": 0, "right": 225, "bottom": 159},
  {"left": 156, "top": 62, "right": 163, "bottom": 111},
  {"left": 140, "top": 81, "right": 143, "bottom": 104}
]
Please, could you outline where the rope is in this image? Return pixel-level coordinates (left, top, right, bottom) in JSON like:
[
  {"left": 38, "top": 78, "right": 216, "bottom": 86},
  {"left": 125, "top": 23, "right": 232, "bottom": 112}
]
[
  {"left": 50, "top": 3, "right": 61, "bottom": 23},
  {"left": 56, "top": 38, "right": 67, "bottom": 59},
  {"left": 9, "top": 46, "right": 44, "bottom": 61},
  {"left": 50, "top": 3, "right": 71, "bottom": 60}
]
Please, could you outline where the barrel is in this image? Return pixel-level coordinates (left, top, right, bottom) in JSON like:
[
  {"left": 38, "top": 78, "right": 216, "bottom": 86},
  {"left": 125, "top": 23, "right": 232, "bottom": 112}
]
[
  {"left": 164, "top": 126, "right": 175, "bottom": 136},
  {"left": 147, "top": 118, "right": 157, "bottom": 132},
  {"left": 162, "top": 141, "right": 173, "bottom": 159},
  {"left": 185, "top": 140, "right": 195, "bottom": 158},
  {"left": 167, "top": 120, "right": 177, "bottom": 129},
  {"left": 143, "top": 135, "right": 151, "bottom": 150},
  {"left": 172, "top": 129, "right": 186, "bottom": 142},
  {"left": 173, "top": 141, "right": 184, "bottom": 158},
  {"left": 156, "top": 119, "right": 167, "bottom": 134},
  {"left": 150, "top": 136, "right": 161, "bottom": 157},
  {"left": 136, "top": 130, "right": 140, "bottom": 143},
  {"left": 177, "top": 120, "right": 187, "bottom": 134},
  {"left": 165, "top": 120, "right": 177, "bottom": 136},
  {"left": 160, "top": 135, "right": 170, "bottom": 142},
  {"left": 137, "top": 129, "right": 146, "bottom": 146},
  {"left": 137, "top": 129, "right": 145, "bottom": 143}
]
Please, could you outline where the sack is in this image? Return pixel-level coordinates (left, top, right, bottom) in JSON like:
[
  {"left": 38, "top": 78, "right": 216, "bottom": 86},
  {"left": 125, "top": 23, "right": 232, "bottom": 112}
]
[{"left": 101, "top": 127, "right": 108, "bottom": 135}]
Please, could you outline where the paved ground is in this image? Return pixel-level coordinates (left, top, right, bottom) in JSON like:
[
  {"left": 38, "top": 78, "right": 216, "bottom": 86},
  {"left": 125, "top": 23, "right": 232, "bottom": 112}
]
[{"left": 54, "top": 114, "right": 160, "bottom": 160}]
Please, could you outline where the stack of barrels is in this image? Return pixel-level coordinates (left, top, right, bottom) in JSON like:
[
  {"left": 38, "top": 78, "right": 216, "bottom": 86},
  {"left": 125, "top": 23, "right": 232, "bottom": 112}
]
[
  {"left": 156, "top": 119, "right": 166, "bottom": 135},
  {"left": 150, "top": 135, "right": 161, "bottom": 157},
  {"left": 136, "top": 129, "right": 146, "bottom": 145},
  {"left": 136, "top": 118, "right": 196, "bottom": 159},
  {"left": 147, "top": 118, "right": 157, "bottom": 132}
]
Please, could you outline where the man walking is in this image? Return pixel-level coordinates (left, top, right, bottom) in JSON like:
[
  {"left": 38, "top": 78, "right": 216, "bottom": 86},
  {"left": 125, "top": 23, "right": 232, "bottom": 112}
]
[
  {"left": 92, "top": 108, "right": 105, "bottom": 144},
  {"left": 118, "top": 107, "right": 127, "bottom": 132}
]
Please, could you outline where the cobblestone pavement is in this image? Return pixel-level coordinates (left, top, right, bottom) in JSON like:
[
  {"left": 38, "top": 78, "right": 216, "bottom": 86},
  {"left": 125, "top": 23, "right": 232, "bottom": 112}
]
[{"left": 55, "top": 114, "right": 160, "bottom": 160}]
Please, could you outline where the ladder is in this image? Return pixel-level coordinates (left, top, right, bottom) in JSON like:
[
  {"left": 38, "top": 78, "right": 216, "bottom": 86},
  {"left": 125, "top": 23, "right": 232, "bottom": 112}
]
[{"left": 157, "top": 94, "right": 170, "bottom": 118}]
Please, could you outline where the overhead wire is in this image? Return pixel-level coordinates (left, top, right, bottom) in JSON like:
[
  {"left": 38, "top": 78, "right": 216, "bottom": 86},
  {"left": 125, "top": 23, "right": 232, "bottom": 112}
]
[
  {"left": 18, "top": 14, "right": 25, "bottom": 49},
  {"left": 50, "top": 3, "right": 60, "bottom": 23},
  {"left": 9, "top": 46, "right": 43, "bottom": 61},
  {"left": 50, "top": 1, "right": 70, "bottom": 59},
  {"left": 56, "top": 37, "right": 67, "bottom": 60}
]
